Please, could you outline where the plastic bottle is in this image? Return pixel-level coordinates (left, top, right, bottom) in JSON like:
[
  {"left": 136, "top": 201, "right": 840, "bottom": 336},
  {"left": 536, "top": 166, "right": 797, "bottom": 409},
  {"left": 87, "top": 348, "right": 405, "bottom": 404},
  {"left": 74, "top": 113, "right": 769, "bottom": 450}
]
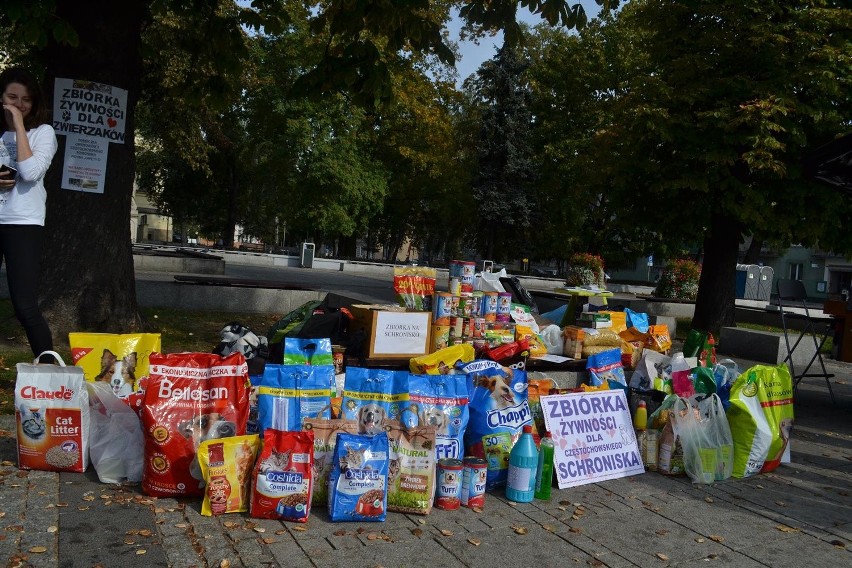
[
  {"left": 633, "top": 400, "right": 648, "bottom": 431},
  {"left": 534, "top": 431, "right": 555, "bottom": 500},
  {"left": 506, "top": 425, "right": 538, "bottom": 503}
]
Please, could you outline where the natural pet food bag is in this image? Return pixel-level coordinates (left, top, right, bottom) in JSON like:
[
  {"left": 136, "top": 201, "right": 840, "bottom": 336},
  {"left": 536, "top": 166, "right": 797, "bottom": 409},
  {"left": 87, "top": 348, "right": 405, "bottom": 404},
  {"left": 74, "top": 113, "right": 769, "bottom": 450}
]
[
  {"left": 328, "top": 431, "right": 389, "bottom": 522},
  {"left": 302, "top": 418, "right": 360, "bottom": 506},
  {"left": 250, "top": 429, "right": 315, "bottom": 522},
  {"left": 16, "top": 352, "right": 89, "bottom": 472},
  {"left": 69, "top": 332, "right": 161, "bottom": 398},
  {"left": 404, "top": 373, "right": 469, "bottom": 461},
  {"left": 341, "top": 368, "right": 410, "bottom": 434},
  {"left": 728, "top": 364, "right": 794, "bottom": 478},
  {"left": 462, "top": 360, "right": 531, "bottom": 490},
  {"left": 140, "top": 352, "right": 250, "bottom": 497},
  {"left": 386, "top": 422, "right": 437, "bottom": 515},
  {"left": 255, "top": 364, "right": 333, "bottom": 434},
  {"left": 199, "top": 434, "right": 260, "bottom": 516}
]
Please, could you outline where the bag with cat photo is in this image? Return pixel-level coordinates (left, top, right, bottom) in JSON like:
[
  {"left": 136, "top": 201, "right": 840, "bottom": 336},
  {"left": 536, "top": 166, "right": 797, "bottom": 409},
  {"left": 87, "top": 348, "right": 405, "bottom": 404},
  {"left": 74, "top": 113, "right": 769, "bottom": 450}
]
[
  {"left": 328, "top": 431, "right": 389, "bottom": 522},
  {"left": 386, "top": 421, "right": 437, "bottom": 515},
  {"left": 250, "top": 429, "right": 315, "bottom": 521},
  {"left": 302, "top": 418, "right": 360, "bottom": 507}
]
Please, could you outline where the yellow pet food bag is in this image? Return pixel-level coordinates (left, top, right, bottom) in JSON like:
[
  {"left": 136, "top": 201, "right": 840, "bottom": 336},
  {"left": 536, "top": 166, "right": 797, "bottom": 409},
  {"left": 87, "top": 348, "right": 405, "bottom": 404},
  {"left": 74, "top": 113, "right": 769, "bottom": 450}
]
[{"left": 68, "top": 333, "right": 161, "bottom": 397}]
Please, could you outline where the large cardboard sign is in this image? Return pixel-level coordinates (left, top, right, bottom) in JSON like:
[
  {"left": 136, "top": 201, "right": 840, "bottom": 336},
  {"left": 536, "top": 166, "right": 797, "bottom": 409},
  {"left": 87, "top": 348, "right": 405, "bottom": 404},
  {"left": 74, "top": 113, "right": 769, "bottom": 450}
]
[{"left": 541, "top": 390, "right": 644, "bottom": 489}]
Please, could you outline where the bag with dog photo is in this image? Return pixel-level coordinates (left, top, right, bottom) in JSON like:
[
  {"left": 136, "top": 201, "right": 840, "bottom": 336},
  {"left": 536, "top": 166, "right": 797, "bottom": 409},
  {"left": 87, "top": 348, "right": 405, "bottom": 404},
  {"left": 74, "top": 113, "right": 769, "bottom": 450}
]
[
  {"left": 302, "top": 418, "right": 360, "bottom": 506},
  {"left": 462, "top": 360, "right": 532, "bottom": 490},
  {"left": 255, "top": 364, "right": 333, "bottom": 434},
  {"left": 405, "top": 373, "right": 470, "bottom": 461},
  {"left": 341, "top": 368, "right": 410, "bottom": 435},
  {"left": 69, "top": 332, "right": 162, "bottom": 398},
  {"left": 140, "top": 352, "right": 250, "bottom": 498}
]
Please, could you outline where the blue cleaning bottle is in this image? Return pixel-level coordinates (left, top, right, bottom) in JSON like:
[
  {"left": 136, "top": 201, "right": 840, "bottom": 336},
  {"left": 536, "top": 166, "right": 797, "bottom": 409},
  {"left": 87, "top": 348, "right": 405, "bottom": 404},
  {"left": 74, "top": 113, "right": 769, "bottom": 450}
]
[{"left": 506, "top": 425, "right": 539, "bottom": 503}]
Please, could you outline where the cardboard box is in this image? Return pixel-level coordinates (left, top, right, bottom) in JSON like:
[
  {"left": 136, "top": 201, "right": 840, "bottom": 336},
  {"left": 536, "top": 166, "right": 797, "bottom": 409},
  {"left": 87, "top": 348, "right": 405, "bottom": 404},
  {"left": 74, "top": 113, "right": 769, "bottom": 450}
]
[{"left": 350, "top": 305, "right": 432, "bottom": 359}]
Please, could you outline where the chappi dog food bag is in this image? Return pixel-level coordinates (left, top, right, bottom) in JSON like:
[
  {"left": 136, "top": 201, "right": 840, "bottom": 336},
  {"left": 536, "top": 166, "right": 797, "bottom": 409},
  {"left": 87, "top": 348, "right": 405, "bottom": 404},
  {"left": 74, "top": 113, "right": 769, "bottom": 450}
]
[{"left": 462, "top": 360, "right": 531, "bottom": 489}]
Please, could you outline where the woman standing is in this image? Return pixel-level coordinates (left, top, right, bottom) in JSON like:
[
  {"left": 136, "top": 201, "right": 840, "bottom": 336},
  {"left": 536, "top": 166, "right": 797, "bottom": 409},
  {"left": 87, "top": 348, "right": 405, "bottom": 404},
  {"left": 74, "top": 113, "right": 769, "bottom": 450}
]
[{"left": 0, "top": 68, "right": 58, "bottom": 360}]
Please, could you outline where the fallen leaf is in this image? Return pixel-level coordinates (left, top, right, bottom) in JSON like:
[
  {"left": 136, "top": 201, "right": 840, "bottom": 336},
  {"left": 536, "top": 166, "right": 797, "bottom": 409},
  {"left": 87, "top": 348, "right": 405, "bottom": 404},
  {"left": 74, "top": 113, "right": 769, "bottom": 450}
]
[
  {"left": 175, "top": 523, "right": 188, "bottom": 529},
  {"left": 77, "top": 506, "right": 89, "bottom": 511},
  {"left": 411, "top": 528, "right": 423, "bottom": 537},
  {"left": 139, "top": 529, "right": 152, "bottom": 537},
  {"left": 28, "top": 546, "right": 47, "bottom": 553},
  {"left": 706, "top": 553, "right": 718, "bottom": 560},
  {"left": 82, "top": 495, "right": 95, "bottom": 502},
  {"left": 125, "top": 538, "right": 135, "bottom": 545},
  {"left": 543, "top": 524, "right": 557, "bottom": 533},
  {"left": 468, "top": 538, "right": 481, "bottom": 546},
  {"left": 571, "top": 515, "right": 581, "bottom": 520},
  {"left": 275, "top": 530, "right": 287, "bottom": 535},
  {"left": 830, "top": 540, "right": 846, "bottom": 548},
  {"left": 253, "top": 527, "right": 266, "bottom": 533},
  {"left": 0, "top": 512, "right": 4, "bottom": 518},
  {"left": 220, "top": 560, "right": 231, "bottom": 568},
  {"left": 656, "top": 553, "right": 669, "bottom": 561},
  {"left": 367, "top": 533, "right": 378, "bottom": 541},
  {"left": 291, "top": 526, "right": 307, "bottom": 532},
  {"left": 513, "top": 526, "right": 528, "bottom": 535},
  {"left": 135, "top": 550, "right": 146, "bottom": 555},
  {"left": 471, "top": 506, "right": 483, "bottom": 513},
  {"left": 695, "top": 538, "right": 705, "bottom": 543},
  {"left": 588, "top": 560, "right": 604, "bottom": 567},
  {"left": 708, "top": 535, "right": 724, "bottom": 543},
  {"left": 569, "top": 527, "right": 582, "bottom": 534},
  {"left": 244, "top": 521, "right": 257, "bottom": 529},
  {"left": 262, "top": 538, "right": 276, "bottom": 544},
  {"left": 755, "top": 484, "right": 764, "bottom": 489},
  {"left": 775, "top": 501, "right": 786, "bottom": 507},
  {"left": 656, "top": 529, "right": 669, "bottom": 536},
  {"left": 418, "top": 519, "right": 427, "bottom": 524},
  {"left": 223, "top": 522, "right": 240, "bottom": 529},
  {"left": 126, "top": 529, "right": 140, "bottom": 535},
  {"left": 47, "top": 526, "right": 57, "bottom": 533},
  {"left": 704, "top": 497, "right": 714, "bottom": 503},
  {"left": 559, "top": 500, "right": 572, "bottom": 506},
  {"left": 776, "top": 525, "right": 799, "bottom": 533},
  {"left": 558, "top": 506, "right": 568, "bottom": 511},
  {"left": 333, "top": 530, "right": 347, "bottom": 536},
  {"left": 440, "top": 529, "right": 454, "bottom": 537}
]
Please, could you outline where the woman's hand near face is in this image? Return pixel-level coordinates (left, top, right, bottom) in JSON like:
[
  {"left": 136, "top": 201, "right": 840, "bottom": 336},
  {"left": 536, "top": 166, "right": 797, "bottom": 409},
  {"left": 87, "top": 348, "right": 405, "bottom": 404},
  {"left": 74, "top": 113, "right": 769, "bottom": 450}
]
[{"left": 2, "top": 103, "right": 24, "bottom": 131}]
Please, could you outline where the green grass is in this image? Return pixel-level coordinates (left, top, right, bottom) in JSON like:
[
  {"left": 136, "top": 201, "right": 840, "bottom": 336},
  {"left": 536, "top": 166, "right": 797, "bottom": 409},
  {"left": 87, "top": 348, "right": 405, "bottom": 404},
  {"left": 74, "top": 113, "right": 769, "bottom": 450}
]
[{"left": 0, "top": 300, "right": 282, "bottom": 415}]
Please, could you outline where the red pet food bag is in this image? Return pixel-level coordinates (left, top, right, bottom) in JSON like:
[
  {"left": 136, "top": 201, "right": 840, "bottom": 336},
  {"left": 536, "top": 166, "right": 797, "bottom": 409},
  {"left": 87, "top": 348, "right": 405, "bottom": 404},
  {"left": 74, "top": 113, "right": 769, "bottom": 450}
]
[
  {"left": 251, "top": 429, "right": 315, "bottom": 522},
  {"left": 140, "top": 352, "right": 250, "bottom": 497}
]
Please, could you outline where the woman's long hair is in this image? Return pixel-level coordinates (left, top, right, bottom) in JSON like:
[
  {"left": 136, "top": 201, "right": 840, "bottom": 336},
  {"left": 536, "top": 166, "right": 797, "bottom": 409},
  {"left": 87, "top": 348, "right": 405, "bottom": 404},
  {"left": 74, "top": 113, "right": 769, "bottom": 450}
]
[{"left": 0, "top": 67, "right": 49, "bottom": 131}]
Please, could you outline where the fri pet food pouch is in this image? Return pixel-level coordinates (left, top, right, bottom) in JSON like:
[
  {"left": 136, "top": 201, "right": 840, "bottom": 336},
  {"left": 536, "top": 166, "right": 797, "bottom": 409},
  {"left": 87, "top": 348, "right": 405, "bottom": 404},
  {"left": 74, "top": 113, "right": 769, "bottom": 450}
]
[
  {"left": 15, "top": 352, "right": 90, "bottom": 473},
  {"left": 199, "top": 434, "right": 260, "bottom": 516},
  {"left": 140, "top": 352, "right": 250, "bottom": 497}
]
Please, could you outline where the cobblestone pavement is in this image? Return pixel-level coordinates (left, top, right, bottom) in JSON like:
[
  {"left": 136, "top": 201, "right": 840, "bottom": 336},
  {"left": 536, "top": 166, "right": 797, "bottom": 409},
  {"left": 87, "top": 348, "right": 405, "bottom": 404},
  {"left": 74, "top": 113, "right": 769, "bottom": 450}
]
[{"left": 1, "top": 361, "right": 850, "bottom": 568}]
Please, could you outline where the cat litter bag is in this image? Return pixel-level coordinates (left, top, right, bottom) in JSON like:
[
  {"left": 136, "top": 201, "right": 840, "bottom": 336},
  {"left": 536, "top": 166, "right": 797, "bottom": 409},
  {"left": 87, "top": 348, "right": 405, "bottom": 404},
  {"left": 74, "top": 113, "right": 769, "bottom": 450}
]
[
  {"left": 256, "top": 364, "right": 333, "bottom": 434},
  {"left": 250, "top": 429, "right": 314, "bottom": 521},
  {"left": 328, "top": 431, "right": 389, "bottom": 522},
  {"left": 462, "top": 360, "right": 531, "bottom": 490},
  {"left": 341, "top": 368, "right": 410, "bottom": 435},
  {"left": 404, "top": 373, "right": 469, "bottom": 461}
]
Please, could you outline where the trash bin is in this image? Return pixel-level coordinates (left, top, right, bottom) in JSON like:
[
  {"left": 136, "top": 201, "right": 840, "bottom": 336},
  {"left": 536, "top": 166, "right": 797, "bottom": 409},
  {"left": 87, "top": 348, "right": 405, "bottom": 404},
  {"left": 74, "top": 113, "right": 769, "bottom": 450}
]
[{"left": 301, "top": 242, "right": 315, "bottom": 268}]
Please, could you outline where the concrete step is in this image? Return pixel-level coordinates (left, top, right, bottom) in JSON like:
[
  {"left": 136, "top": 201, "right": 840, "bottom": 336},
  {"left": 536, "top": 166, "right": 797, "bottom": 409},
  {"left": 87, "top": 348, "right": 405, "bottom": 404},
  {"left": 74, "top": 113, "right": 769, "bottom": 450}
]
[{"left": 718, "top": 326, "right": 822, "bottom": 367}]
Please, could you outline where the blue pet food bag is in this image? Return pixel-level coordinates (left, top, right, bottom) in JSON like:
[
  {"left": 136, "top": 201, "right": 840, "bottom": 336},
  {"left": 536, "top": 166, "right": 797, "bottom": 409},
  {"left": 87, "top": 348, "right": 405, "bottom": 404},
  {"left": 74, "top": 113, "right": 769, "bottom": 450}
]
[
  {"left": 405, "top": 373, "right": 469, "bottom": 461},
  {"left": 341, "top": 368, "right": 410, "bottom": 435},
  {"left": 328, "top": 431, "right": 389, "bottom": 522},
  {"left": 256, "top": 364, "right": 333, "bottom": 433}
]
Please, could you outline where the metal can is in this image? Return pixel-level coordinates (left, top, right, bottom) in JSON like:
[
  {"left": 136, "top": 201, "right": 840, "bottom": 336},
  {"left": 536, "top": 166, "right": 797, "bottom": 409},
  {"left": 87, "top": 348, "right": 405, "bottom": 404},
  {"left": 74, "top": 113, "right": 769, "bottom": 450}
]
[
  {"left": 458, "top": 292, "right": 474, "bottom": 317},
  {"left": 483, "top": 292, "right": 498, "bottom": 322},
  {"left": 461, "top": 457, "right": 488, "bottom": 508},
  {"left": 435, "top": 458, "right": 464, "bottom": 510},
  {"left": 471, "top": 318, "right": 486, "bottom": 339},
  {"left": 448, "top": 277, "right": 462, "bottom": 296},
  {"left": 471, "top": 291, "right": 484, "bottom": 318},
  {"left": 460, "top": 261, "right": 477, "bottom": 292},
  {"left": 432, "top": 325, "right": 450, "bottom": 351},
  {"left": 496, "top": 292, "right": 513, "bottom": 322},
  {"left": 433, "top": 292, "right": 453, "bottom": 325}
]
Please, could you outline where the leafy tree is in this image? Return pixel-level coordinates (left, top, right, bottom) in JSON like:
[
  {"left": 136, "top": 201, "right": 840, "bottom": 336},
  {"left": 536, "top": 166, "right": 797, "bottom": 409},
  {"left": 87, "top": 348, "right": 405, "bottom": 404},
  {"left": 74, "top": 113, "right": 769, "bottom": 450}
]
[
  {"left": 575, "top": 0, "right": 852, "bottom": 334},
  {"left": 0, "top": 0, "right": 606, "bottom": 338},
  {"left": 465, "top": 42, "right": 539, "bottom": 262}
]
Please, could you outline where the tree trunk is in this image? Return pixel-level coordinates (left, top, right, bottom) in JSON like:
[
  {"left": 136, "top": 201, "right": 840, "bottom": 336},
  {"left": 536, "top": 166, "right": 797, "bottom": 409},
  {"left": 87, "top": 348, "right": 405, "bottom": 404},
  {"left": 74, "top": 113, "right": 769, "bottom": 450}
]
[
  {"left": 40, "top": 1, "right": 146, "bottom": 343},
  {"left": 743, "top": 236, "right": 763, "bottom": 264},
  {"left": 691, "top": 211, "right": 742, "bottom": 336}
]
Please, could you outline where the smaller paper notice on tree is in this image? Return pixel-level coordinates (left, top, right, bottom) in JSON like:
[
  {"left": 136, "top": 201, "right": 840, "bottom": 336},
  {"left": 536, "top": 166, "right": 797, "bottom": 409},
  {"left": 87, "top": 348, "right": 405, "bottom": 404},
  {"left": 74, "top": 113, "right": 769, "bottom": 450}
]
[{"left": 541, "top": 390, "right": 644, "bottom": 489}]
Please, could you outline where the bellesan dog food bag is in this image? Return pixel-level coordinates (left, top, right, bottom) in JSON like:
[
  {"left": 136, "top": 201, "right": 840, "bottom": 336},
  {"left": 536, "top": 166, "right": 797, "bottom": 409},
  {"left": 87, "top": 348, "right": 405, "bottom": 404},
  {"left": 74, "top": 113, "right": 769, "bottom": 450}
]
[
  {"left": 341, "top": 368, "right": 410, "bottom": 435},
  {"left": 405, "top": 373, "right": 469, "bottom": 461},
  {"left": 69, "top": 332, "right": 161, "bottom": 398},
  {"left": 255, "top": 364, "right": 333, "bottom": 434},
  {"left": 199, "top": 434, "right": 260, "bottom": 516},
  {"left": 250, "top": 429, "right": 315, "bottom": 522},
  {"left": 386, "top": 421, "right": 436, "bottom": 515},
  {"left": 462, "top": 360, "right": 531, "bottom": 490},
  {"left": 328, "top": 431, "right": 389, "bottom": 522},
  {"left": 16, "top": 353, "right": 90, "bottom": 472},
  {"left": 302, "top": 418, "right": 360, "bottom": 506},
  {"left": 140, "top": 352, "right": 250, "bottom": 497}
]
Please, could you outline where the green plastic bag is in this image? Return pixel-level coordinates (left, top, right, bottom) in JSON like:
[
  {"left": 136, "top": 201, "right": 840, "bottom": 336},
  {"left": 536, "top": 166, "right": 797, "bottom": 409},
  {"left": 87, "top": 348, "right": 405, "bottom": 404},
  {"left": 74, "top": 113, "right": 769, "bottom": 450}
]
[
  {"left": 692, "top": 367, "right": 716, "bottom": 396},
  {"left": 727, "top": 364, "right": 794, "bottom": 478},
  {"left": 683, "top": 330, "right": 717, "bottom": 367}
]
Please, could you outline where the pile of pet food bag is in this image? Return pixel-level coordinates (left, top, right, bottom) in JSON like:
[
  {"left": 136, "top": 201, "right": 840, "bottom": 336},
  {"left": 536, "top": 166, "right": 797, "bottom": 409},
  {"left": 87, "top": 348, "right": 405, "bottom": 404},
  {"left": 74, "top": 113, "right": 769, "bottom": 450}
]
[{"left": 12, "top": 288, "right": 796, "bottom": 527}]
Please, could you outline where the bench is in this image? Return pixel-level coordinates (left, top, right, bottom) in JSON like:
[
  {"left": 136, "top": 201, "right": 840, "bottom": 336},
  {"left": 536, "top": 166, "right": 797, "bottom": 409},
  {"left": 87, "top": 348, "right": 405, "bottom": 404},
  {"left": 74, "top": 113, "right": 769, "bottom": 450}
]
[{"left": 718, "top": 326, "right": 818, "bottom": 366}]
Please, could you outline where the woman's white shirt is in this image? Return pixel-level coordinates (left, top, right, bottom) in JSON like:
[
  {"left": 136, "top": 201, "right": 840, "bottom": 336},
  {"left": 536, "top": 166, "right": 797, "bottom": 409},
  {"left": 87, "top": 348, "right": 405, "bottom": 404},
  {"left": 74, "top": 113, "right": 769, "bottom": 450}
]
[{"left": 0, "top": 124, "right": 58, "bottom": 225}]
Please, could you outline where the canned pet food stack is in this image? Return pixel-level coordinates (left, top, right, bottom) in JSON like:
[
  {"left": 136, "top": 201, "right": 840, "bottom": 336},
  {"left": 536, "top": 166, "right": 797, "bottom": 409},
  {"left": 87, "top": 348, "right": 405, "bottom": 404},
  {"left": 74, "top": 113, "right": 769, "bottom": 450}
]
[{"left": 435, "top": 458, "right": 464, "bottom": 510}]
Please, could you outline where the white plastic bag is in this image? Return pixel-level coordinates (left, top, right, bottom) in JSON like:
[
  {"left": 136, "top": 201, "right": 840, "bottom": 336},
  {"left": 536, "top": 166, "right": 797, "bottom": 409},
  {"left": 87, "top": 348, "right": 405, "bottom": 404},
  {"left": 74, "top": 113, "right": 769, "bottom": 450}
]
[
  {"left": 672, "top": 394, "right": 733, "bottom": 484},
  {"left": 87, "top": 381, "right": 144, "bottom": 484},
  {"left": 475, "top": 269, "right": 507, "bottom": 293},
  {"left": 539, "top": 325, "right": 564, "bottom": 355}
]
